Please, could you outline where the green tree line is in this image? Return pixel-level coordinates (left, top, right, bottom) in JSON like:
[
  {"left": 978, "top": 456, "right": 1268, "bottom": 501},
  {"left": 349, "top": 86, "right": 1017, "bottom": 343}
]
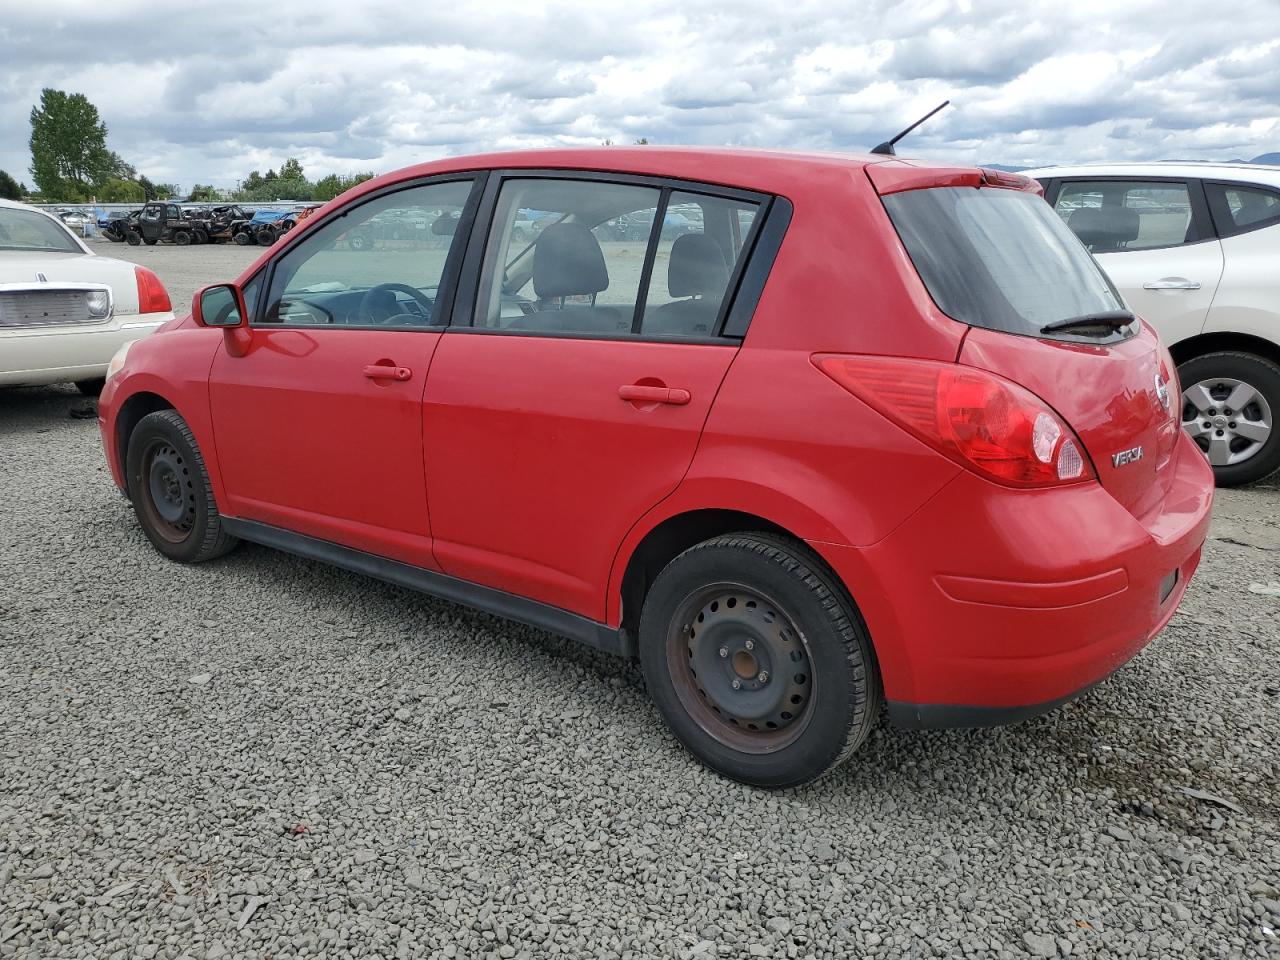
[{"left": 3, "top": 88, "right": 374, "bottom": 206}]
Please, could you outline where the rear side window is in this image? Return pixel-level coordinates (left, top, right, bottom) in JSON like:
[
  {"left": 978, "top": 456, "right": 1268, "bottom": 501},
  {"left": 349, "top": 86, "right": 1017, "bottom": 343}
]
[
  {"left": 1054, "top": 180, "right": 1195, "bottom": 251},
  {"left": 882, "top": 186, "right": 1124, "bottom": 335},
  {"left": 1206, "top": 182, "right": 1280, "bottom": 237},
  {"left": 473, "top": 177, "right": 761, "bottom": 339}
]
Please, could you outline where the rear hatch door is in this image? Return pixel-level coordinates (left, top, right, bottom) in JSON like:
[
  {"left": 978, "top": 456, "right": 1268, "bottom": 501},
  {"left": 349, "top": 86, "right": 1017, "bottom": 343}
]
[{"left": 875, "top": 174, "right": 1181, "bottom": 518}]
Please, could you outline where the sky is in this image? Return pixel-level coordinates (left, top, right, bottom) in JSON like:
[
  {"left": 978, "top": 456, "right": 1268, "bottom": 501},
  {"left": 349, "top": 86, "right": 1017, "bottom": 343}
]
[{"left": 1, "top": 0, "right": 1278, "bottom": 192}]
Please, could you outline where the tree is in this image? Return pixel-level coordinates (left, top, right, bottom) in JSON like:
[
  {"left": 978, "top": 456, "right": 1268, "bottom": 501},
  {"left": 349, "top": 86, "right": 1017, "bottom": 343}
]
[
  {"left": 186, "top": 184, "right": 219, "bottom": 202},
  {"left": 312, "top": 172, "right": 375, "bottom": 202},
  {"left": 28, "top": 88, "right": 114, "bottom": 200},
  {"left": 0, "top": 170, "right": 21, "bottom": 200},
  {"left": 98, "top": 177, "right": 144, "bottom": 202},
  {"left": 634, "top": 138, "right": 650, "bottom": 145},
  {"left": 279, "top": 157, "right": 304, "bottom": 180},
  {"left": 242, "top": 170, "right": 264, "bottom": 192}
]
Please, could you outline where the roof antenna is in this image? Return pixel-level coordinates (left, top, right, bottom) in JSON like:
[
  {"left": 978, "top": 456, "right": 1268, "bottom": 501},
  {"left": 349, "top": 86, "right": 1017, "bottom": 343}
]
[{"left": 870, "top": 100, "right": 951, "bottom": 156}]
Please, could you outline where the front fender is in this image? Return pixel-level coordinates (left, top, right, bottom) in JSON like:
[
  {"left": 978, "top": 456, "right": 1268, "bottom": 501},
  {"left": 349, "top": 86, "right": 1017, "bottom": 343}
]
[{"left": 100, "top": 327, "right": 223, "bottom": 506}]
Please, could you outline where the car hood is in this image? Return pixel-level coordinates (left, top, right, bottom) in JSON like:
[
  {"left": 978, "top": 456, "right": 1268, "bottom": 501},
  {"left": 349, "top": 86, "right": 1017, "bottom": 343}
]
[{"left": 0, "top": 251, "right": 141, "bottom": 313}]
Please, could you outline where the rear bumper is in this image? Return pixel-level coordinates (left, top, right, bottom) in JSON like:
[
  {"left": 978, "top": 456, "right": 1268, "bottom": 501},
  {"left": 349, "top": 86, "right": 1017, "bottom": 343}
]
[
  {"left": 812, "top": 432, "right": 1214, "bottom": 727},
  {"left": 0, "top": 314, "right": 171, "bottom": 386}
]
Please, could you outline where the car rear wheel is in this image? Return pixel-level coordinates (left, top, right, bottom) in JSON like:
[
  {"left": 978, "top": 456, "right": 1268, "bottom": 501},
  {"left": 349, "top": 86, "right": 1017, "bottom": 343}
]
[
  {"left": 232, "top": 231, "right": 252, "bottom": 245},
  {"left": 257, "top": 227, "right": 277, "bottom": 246},
  {"left": 143, "top": 238, "right": 158, "bottom": 246},
  {"left": 125, "top": 231, "right": 141, "bottom": 246},
  {"left": 126, "top": 410, "right": 238, "bottom": 563},
  {"left": 639, "top": 533, "right": 880, "bottom": 788},
  {"left": 172, "top": 231, "right": 191, "bottom": 246},
  {"left": 1178, "top": 351, "right": 1280, "bottom": 487}
]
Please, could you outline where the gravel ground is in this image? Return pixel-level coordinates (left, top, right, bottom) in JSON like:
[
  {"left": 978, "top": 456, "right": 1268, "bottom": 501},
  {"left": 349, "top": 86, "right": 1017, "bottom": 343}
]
[
  {"left": 1, "top": 243, "right": 1279, "bottom": 958},
  {"left": 89, "top": 238, "right": 264, "bottom": 315}
]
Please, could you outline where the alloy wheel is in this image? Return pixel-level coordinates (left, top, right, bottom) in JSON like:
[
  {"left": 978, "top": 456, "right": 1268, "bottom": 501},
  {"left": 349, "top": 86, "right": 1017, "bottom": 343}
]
[{"left": 1181, "top": 377, "right": 1273, "bottom": 466}]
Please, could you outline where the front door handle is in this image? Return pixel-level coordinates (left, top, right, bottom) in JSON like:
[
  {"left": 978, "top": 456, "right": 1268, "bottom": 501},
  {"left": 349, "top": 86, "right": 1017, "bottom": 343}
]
[
  {"left": 619, "top": 384, "right": 691, "bottom": 405},
  {"left": 363, "top": 363, "right": 412, "bottom": 381},
  {"left": 1142, "top": 278, "right": 1201, "bottom": 291}
]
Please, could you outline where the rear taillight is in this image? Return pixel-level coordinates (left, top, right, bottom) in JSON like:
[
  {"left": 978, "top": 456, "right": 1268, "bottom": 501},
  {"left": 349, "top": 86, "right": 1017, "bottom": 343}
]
[
  {"left": 813, "top": 354, "right": 1096, "bottom": 488},
  {"left": 135, "top": 266, "right": 172, "bottom": 314}
]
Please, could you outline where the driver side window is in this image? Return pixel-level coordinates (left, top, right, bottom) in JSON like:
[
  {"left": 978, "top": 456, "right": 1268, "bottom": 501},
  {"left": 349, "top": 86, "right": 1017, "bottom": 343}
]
[{"left": 260, "top": 178, "right": 475, "bottom": 328}]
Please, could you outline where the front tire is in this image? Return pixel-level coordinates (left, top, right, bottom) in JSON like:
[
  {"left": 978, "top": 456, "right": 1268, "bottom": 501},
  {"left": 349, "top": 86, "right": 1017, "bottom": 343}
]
[
  {"left": 1178, "top": 351, "right": 1280, "bottom": 487},
  {"left": 639, "top": 533, "right": 880, "bottom": 788},
  {"left": 125, "top": 410, "right": 238, "bottom": 563}
]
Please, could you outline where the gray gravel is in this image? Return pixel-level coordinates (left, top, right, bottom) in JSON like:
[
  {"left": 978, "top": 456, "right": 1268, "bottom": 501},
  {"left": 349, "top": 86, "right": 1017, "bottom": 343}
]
[
  {"left": 89, "top": 238, "right": 263, "bottom": 315},
  {"left": 1, "top": 244, "right": 1279, "bottom": 958}
]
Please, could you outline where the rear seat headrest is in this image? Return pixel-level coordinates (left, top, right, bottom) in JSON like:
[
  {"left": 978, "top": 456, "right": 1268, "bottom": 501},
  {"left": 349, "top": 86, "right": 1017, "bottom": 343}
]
[
  {"left": 1067, "top": 206, "right": 1140, "bottom": 248},
  {"left": 668, "top": 233, "right": 729, "bottom": 297}
]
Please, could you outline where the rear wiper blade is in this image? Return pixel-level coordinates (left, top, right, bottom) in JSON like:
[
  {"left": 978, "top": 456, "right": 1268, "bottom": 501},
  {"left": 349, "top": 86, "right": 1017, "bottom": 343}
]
[{"left": 1040, "top": 309, "right": 1135, "bottom": 336}]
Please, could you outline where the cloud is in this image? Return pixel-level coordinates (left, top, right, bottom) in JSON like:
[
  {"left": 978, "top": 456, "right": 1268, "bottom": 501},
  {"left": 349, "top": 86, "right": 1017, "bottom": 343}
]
[{"left": 0, "top": 0, "right": 1277, "bottom": 190}]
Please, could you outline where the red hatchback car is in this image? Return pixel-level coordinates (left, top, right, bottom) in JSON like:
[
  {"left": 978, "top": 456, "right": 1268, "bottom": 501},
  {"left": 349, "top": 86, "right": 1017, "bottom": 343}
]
[{"left": 98, "top": 148, "right": 1214, "bottom": 787}]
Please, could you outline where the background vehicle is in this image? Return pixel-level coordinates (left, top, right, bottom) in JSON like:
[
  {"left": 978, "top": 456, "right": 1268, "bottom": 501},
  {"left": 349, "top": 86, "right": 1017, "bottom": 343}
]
[
  {"left": 1029, "top": 162, "right": 1280, "bottom": 486},
  {"left": 124, "top": 202, "right": 204, "bottom": 246},
  {"left": 98, "top": 148, "right": 1212, "bottom": 787},
  {"left": 0, "top": 198, "right": 173, "bottom": 392}
]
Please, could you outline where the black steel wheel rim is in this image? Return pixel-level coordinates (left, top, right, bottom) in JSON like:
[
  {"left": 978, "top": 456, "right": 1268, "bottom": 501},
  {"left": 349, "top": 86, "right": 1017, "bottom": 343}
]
[
  {"left": 666, "top": 583, "right": 816, "bottom": 754},
  {"left": 140, "top": 440, "right": 196, "bottom": 543}
]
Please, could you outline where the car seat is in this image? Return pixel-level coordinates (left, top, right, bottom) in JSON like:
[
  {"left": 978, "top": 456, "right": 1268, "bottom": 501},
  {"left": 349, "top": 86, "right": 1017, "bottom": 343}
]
[{"left": 645, "top": 234, "right": 730, "bottom": 337}]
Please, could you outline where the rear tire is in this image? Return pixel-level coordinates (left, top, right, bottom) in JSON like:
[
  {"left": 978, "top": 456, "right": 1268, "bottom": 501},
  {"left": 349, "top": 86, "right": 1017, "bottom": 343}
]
[
  {"left": 232, "top": 231, "right": 252, "bottom": 245},
  {"left": 639, "top": 533, "right": 880, "bottom": 788},
  {"left": 125, "top": 410, "right": 238, "bottom": 563},
  {"left": 143, "top": 238, "right": 158, "bottom": 246},
  {"left": 172, "top": 231, "right": 191, "bottom": 246},
  {"left": 125, "top": 231, "right": 141, "bottom": 246},
  {"left": 1178, "top": 351, "right": 1280, "bottom": 487},
  {"left": 257, "top": 227, "right": 277, "bottom": 246}
]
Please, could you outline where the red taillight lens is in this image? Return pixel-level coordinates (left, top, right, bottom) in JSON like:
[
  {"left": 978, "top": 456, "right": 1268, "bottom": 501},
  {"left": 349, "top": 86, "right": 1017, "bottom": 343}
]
[
  {"left": 813, "top": 354, "right": 1096, "bottom": 488},
  {"left": 135, "top": 266, "right": 172, "bottom": 314}
]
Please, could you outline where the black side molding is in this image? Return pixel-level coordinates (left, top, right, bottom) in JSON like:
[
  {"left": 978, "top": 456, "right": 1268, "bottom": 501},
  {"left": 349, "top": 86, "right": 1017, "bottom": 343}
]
[
  {"left": 221, "top": 518, "right": 635, "bottom": 658},
  {"left": 886, "top": 674, "right": 1110, "bottom": 729}
]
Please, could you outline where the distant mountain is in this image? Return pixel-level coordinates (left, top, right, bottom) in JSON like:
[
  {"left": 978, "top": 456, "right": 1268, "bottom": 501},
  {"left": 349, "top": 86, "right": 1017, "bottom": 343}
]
[
  {"left": 1251, "top": 152, "right": 1280, "bottom": 165},
  {"left": 979, "top": 162, "right": 1029, "bottom": 172}
]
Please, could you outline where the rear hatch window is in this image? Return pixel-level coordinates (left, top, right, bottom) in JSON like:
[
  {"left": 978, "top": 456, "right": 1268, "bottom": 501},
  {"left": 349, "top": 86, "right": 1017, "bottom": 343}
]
[{"left": 882, "top": 186, "right": 1126, "bottom": 339}]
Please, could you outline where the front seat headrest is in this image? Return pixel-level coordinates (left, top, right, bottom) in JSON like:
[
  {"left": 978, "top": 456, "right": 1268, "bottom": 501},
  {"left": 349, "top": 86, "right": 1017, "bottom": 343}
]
[
  {"left": 668, "top": 233, "right": 729, "bottom": 297},
  {"left": 1068, "top": 206, "right": 1140, "bottom": 249},
  {"left": 534, "top": 222, "right": 609, "bottom": 299}
]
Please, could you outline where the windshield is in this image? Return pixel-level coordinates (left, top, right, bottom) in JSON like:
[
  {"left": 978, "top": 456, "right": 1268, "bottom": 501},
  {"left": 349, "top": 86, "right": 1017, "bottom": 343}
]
[
  {"left": 882, "top": 187, "right": 1125, "bottom": 336},
  {"left": 0, "top": 207, "right": 81, "bottom": 254}
]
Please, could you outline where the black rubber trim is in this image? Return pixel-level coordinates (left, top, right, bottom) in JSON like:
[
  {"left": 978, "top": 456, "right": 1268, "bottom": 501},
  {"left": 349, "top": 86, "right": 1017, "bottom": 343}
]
[
  {"left": 887, "top": 674, "right": 1110, "bottom": 729},
  {"left": 722, "top": 197, "right": 792, "bottom": 338},
  {"left": 221, "top": 517, "right": 634, "bottom": 658}
]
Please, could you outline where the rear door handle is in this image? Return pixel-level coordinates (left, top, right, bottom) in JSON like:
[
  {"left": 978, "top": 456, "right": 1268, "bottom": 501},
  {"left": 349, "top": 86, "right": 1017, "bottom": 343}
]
[
  {"left": 619, "top": 384, "right": 691, "bottom": 405},
  {"left": 1142, "top": 278, "right": 1201, "bottom": 291},
  {"left": 363, "top": 364, "right": 412, "bottom": 381}
]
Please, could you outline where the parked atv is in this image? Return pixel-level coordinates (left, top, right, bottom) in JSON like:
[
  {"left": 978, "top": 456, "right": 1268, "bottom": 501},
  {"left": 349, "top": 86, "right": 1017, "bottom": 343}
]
[
  {"left": 124, "top": 202, "right": 205, "bottom": 246},
  {"left": 102, "top": 210, "right": 141, "bottom": 243}
]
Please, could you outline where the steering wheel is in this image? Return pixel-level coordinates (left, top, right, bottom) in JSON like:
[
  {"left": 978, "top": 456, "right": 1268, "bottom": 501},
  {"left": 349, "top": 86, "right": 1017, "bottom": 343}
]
[{"left": 358, "top": 283, "right": 434, "bottom": 325}]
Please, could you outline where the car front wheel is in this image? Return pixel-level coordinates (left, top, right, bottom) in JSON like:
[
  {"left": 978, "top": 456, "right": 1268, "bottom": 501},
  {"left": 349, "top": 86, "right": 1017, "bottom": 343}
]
[
  {"left": 639, "top": 533, "right": 880, "bottom": 788},
  {"left": 126, "top": 410, "right": 238, "bottom": 563},
  {"left": 1179, "top": 351, "right": 1280, "bottom": 487}
]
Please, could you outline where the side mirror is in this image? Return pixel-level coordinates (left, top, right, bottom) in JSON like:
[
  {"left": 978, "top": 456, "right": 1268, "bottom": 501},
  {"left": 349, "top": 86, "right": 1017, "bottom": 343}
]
[{"left": 193, "top": 283, "right": 247, "bottom": 328}]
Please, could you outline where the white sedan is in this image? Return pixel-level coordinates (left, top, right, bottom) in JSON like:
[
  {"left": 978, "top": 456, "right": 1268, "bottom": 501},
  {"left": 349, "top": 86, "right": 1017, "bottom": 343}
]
[{"left": 1, "top": 198, "right": 174, "bottom": 394}]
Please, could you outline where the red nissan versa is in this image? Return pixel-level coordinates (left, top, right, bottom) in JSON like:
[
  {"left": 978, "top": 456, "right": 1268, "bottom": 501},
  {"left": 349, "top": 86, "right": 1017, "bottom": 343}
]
[{"left": 97, "top": 148, "right": 1214, "bottom": 787}]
